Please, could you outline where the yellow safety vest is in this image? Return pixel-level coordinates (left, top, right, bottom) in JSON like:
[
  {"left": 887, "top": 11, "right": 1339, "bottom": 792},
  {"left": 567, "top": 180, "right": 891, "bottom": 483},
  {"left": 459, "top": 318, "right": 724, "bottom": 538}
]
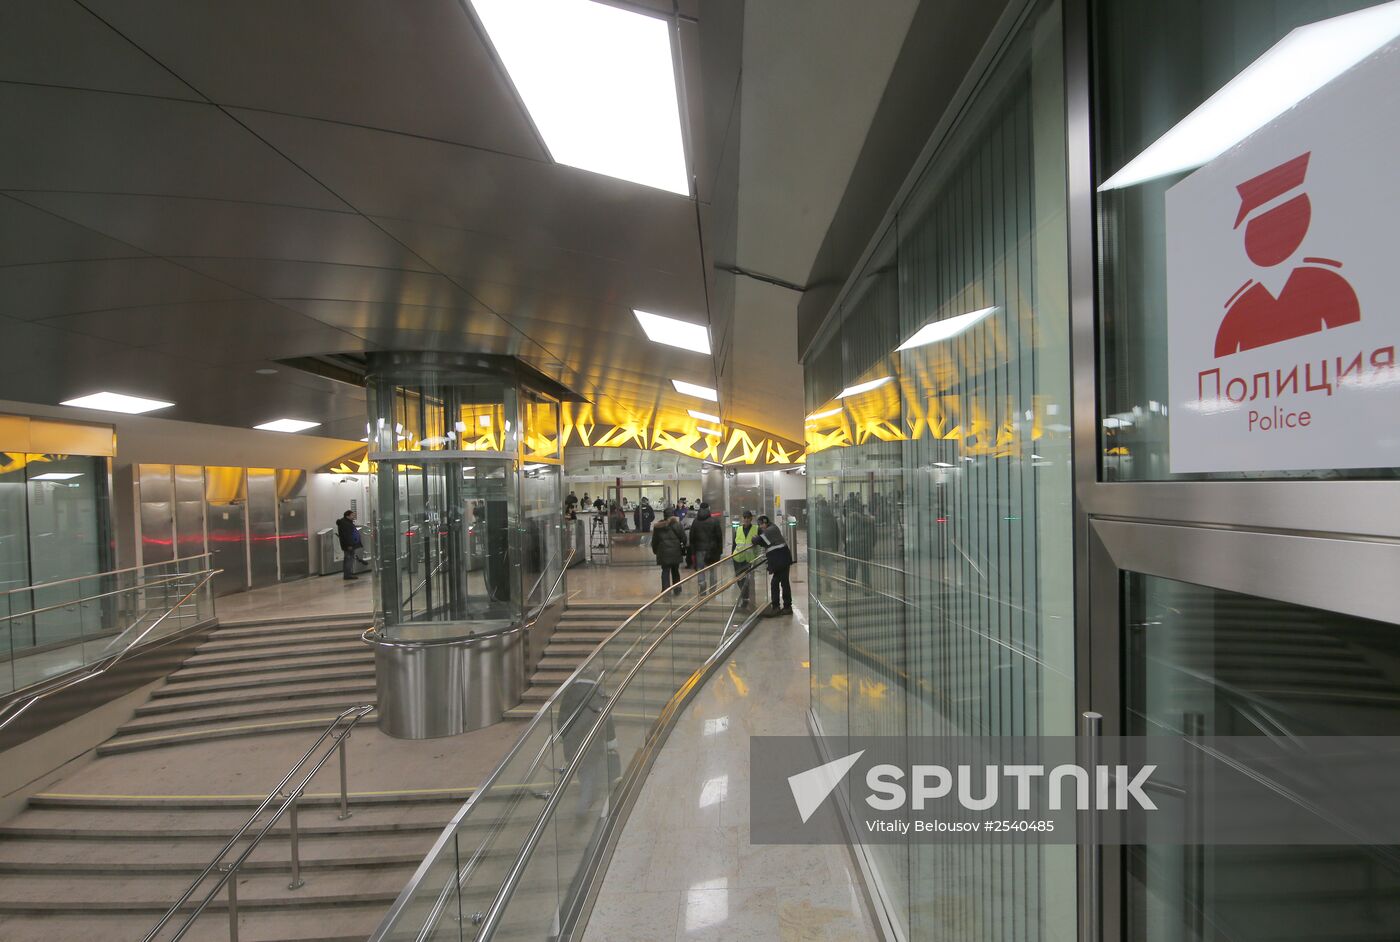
[{"left": 733, "top": 523, "right": 760, "bottom": 563}]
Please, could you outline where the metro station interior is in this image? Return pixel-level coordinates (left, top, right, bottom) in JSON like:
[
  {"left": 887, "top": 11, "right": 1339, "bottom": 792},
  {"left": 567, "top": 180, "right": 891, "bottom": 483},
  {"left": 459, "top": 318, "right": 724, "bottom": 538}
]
[{"left": 2, "top": 1, "right": 1398, "bottom": 940}]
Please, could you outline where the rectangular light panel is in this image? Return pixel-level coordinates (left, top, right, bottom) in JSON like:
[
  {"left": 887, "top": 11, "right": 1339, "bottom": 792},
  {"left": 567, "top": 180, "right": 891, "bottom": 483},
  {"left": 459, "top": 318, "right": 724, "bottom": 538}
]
[
  {"left": 897, "top": 306, "right": 998, "bottom": 351},
  {"left": 836, "top": 377, "right": 892, "bottom": 399},
  {"left": 634, "top": 310, "right": 711, "bottom": 354},
  {"left": 1099, "top": 2, "right": 1400, "bottom": 190},
  {"left": 255, "top": 419, "right": 321, "bottom": 433},
  {"left": 688, "top": 409, "right": 721, "bottom": 423},
  {"left": 672, "top": 379, "right": 718, "bottom": 402},
  {"left": 805, "top": 407, "right": 843, "bottom": 421},
  {"left": 697, "top": 425, "right": 723, "bottom": 436},
  {"left": 31, "top": 472, "right": 82, "bottom": 481},
  {"left": 61, "top": 391, "right": 173, "bottom": 415},
  {"left": 470, "top": 0, "right": 689, "bottom": 195}
]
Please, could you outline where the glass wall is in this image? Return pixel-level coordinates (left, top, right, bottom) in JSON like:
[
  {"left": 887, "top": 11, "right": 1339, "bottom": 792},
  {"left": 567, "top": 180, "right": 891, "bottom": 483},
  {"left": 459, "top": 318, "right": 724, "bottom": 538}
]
[
  {"left": 1124, "top": 574, "right": 1400, "bottom": 940},
  {"left": 1093, "top": 0, "right": 1397, "bottom": 480},
  {"left": 804, "top": 1, "right": 1074, "bottom": 937},
  {"left": 365, "top": 354, "right": 562, "bottom": 638}
]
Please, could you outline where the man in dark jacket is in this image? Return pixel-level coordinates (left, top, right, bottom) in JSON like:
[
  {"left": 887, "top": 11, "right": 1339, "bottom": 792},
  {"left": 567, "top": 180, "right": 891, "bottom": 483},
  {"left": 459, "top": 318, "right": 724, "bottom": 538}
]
[
  {"left": 753, "top": 515, "right": 793, "bottom": 615},
  {"left": 335, "top": 510, "right": 363, "bottom": 581},
  {"left": 650, "top": 509, "right": 687, "bottom": 595},
  {"left": 689, "top": 503, "right": 724, "bottom": 593}
]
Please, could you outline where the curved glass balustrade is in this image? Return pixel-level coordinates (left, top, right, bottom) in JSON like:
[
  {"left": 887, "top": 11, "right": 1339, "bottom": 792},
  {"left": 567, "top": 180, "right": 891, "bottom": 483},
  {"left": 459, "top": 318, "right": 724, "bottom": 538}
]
[{"left": 368, "top": 552, "right": 768, "bottom": 941}]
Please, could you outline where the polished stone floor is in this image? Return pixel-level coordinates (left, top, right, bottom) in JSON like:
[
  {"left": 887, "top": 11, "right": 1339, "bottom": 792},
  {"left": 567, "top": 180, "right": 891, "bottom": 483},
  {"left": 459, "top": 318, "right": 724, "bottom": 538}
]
[{"left": 581, "top": 576, "right": 877, "bottom": 942}]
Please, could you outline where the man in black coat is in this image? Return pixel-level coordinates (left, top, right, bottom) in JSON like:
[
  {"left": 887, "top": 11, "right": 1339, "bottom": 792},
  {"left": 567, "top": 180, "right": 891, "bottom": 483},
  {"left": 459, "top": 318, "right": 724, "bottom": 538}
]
[
  {"left": 335, "top": 510, "right": 363, "bottom": 581},
  {"left": 650, "top": 509, "right": 686, "bottom": 596},
  {"left": 688, "top": 503, "right": 724, "bottom": 593}
]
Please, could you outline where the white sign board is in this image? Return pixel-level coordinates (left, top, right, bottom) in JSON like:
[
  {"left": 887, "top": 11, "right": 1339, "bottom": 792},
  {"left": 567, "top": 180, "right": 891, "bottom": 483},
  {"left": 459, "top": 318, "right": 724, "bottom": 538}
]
[{"left": 1167, "top": 41, "right": 1400, "bottom": 473}]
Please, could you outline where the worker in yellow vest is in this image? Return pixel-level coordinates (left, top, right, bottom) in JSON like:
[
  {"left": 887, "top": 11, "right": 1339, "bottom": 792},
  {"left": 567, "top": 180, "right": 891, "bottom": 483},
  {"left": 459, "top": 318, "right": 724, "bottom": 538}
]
[{"left": 732, "top": 509, "right": 761, "bottom": 610}]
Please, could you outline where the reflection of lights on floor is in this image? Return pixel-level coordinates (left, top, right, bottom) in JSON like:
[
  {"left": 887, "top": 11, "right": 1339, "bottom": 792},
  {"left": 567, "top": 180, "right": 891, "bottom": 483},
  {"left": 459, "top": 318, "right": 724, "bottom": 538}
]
[
  {"left": 684, "top": 878, "right": 729, "bottom": 932},
  {"left": 698, "top": 775, "right": 728, "bottom": 807},
  {"left": 702, "top": 716, "right": 729, "bottom": 735}
]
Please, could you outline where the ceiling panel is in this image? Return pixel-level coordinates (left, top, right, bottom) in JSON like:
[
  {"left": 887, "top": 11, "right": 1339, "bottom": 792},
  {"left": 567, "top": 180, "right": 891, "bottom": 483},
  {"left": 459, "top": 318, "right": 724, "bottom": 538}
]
[
  {"left": 0, "top": 257, "right": 248, "bottom": 322},
  {"left": 19, "top": 192, "right": 434, "bottom": 271},
  {"left": 374, "top": 215, "right": 704, "bottom": 317},
  {"left": 0, "top": 0, "right": 202, "bottom": 100},
  {"left": 84, "top": 0, "right": 545, "bottom": 158},
  {"left": 231, "top": 109, "right": 700, "bottom": 262},
  {"left": 173, "top": 257, "right": 476, "bottom": 309},
  {"left": 150, "top": 324, "right": 376, "bottom": 366},
  {"left": 0, "top": 194, "right": 141, "bottom": 267},
  {"left": 0, "top": 85, "right": 347, "bottom": 210},
  {"left": 273, "top": 298, "right": 501, "bottom": 335},
  {"left": 45, "top": 298, "right": 338, "bottom": 348}
]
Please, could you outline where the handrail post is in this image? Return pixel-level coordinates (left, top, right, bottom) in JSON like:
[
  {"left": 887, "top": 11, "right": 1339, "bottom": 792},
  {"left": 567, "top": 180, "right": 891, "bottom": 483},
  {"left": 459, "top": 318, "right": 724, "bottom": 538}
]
[
  {"left": 1079, "top": 711, "right": 1102, "bottom": 942},
  {"left": 337, "top": 732, "right": 352, "bottom": 820},
  {"left": 287, "top": 793, "right": 305, "bottom": 890},
  {"left": 225, "top": 863, "right": 240, "bottom": 942}
]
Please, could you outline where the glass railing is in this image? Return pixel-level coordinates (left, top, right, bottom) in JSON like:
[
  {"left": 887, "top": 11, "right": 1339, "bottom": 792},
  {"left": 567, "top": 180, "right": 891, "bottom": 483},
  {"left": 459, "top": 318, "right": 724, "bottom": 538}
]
[
  {"left": 0, "top": 554, "right": 217, "bottom": 697},
  {"left": 369, "top": 551, "right": 769, "bottom": 942}
]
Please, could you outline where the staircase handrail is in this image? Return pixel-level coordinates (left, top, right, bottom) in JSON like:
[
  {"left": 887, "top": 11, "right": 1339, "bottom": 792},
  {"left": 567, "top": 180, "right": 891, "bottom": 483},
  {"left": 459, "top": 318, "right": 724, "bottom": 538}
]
[
  {"left": 0, "top": 567, "right": 220, "bottom": 736},
  {"left": 142, "top": 703, "right": 376, "bottom": 942}
]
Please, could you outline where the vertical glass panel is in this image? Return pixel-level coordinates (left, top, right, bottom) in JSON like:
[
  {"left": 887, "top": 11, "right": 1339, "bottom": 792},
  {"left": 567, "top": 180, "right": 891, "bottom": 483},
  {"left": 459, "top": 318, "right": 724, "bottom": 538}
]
[
  {"left": 1124, "top": 572, "right": 1400, "bottom": 941},
  {"left": 805, "top": 1, "right": 1073, "bottom": 936},
  {"left": 1093, "top": 0, "right": 1398, "bottom": 480},
  {"left": 524, "top": 393, "right": 561, "bottom": 461},
  {"left": 521, "top": 464, "right": 563, "bottom": 613}
]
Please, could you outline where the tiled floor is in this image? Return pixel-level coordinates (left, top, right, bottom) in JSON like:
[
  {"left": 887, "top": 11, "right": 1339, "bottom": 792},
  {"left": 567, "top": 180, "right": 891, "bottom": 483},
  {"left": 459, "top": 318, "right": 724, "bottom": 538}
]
[
  {"left": 214, "top": 572, "right": 373, "bottom": 622},
  {"left": 582, "top": 582, "right": 878, "bottom": 942}
]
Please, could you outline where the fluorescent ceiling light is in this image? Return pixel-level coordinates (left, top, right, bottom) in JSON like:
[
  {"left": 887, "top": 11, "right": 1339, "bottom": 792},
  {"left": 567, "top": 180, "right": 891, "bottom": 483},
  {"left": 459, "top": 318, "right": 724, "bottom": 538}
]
[
  {"left": 933, "top": 462, "right": 954, "bottom": 468},
  {"left": 836, "top": 377, "right": 892, "bottom": 399},
  {"left": 1099, "top": 2, "right": 1400, "bottom": 190},
  {"left": 31, "top": 472, "right": 82, "bottom": 481},
  {"left": 469, "top": 0, "right": 689, "bottom": 195},
  {"left": 672, "top": 379, "right": 718, "bottom": 402},
  {"left": 523, "top": 463, "right": 549, "bottom": 471},
  {"left": 634, "top": 310, "right": 711, "bottom": 355},
  {"left": 688, "top": 409, "right": 721, "bottom": 423},
  {"left": 61, "top": 392, "right": 172, "bottom": 415},
  {"left": 697, "top": 425, "right": 723, "bottom": 436},
  {"left": 359, "top": 437, "right": 369, "bottom": 443},
  {"left": 255, "top": 419, "right": 321, "bottom": 433},
  {"left": 897, "top": 306, "right": 997, "bottom": 351},
  {"left": 805, "top": 407, "right": 843, "bottom": 421},
  {"left": 479, "top": 415, "right": 491, "bottom": 427}
]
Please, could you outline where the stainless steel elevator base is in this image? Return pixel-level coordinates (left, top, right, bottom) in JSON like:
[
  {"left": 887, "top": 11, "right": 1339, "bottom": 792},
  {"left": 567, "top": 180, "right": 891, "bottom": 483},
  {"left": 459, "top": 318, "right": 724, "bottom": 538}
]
[{"left": 367, "top": 622, "right": 525, "bottom": 739}]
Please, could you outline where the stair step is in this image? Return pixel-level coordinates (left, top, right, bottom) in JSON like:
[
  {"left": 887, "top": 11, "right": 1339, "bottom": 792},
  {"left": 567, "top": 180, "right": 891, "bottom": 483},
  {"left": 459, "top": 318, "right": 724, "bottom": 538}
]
[
  {"left": 152, "top": 668, "right": 375, "bottom": 699},
  {"left": 195, "top": 628, "right": 367, "bottom": 654},
  {"left": 135, "top": 683, "right": 377, "bottom": 716},
  {"left": 98, "top": 712, "right": 378, "bottom": 756},
  {"left": 215, "top": 613, "right": 373, "bottom": 630},
  {"left": 181, "top": 641, "right": 366, "bottom": 668},
  {"left": 167, "top": 652, "right": 372, "bottom": 682},
  {"left": 115, "top": 697, "right": 374, "bottom": 736}
]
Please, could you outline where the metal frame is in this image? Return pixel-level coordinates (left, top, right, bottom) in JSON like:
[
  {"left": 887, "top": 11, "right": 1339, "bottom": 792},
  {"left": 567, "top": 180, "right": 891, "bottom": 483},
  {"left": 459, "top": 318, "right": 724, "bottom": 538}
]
[{"left": 1061, "top": 1, "right": 1400, "bottom": 939}]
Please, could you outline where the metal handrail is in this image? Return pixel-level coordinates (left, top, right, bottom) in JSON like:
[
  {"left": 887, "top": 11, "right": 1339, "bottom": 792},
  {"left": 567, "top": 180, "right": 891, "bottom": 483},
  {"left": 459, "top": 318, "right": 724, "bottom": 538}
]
[
  {"left": 367, "top": 548, "right": 757, "bottom": 941},
  {"left": 0, "top": 569, "right": 216, "bottom": 624},
  {"left": 363, "top": 547, "right": 577, "bottom": 648},
  {"left": 471, "top": 556, "right": 769, "bottom": 939},
  {"left": 0, "top": 553, "right": 213, "bottom": 597},
  {"left": 143, "top": 704, "right": 375, "bottom": 942},
  {"left": 0, "top": 568, "right": 219, "bottom": 735}
]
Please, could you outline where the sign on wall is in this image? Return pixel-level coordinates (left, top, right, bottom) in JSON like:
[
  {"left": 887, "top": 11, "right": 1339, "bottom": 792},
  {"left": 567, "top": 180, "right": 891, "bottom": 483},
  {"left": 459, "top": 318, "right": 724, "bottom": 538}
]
[{"left": 1167, "top": 41, "right": 1400, "bottom": 473}]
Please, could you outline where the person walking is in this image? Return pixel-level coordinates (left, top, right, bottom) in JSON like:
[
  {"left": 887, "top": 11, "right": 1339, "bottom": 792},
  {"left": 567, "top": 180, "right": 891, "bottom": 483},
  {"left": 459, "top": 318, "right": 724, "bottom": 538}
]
[
  {"left": 732, "top": 510, "right": 761, "bottom": 609},
  {"left": 689, "top": 502, "right": 724, "bottom": 593},
  {"left": 638, "top": 497, "right": 655, "bottom": 532},
  {"left": 752, "top": 514, "right": 793, "bottom": 615},
  {"left": 335, "top": 510, "right": 364, "bottom": 581},
  {"left": 650, "top": 509, "right": 687, "bottom": 595}
]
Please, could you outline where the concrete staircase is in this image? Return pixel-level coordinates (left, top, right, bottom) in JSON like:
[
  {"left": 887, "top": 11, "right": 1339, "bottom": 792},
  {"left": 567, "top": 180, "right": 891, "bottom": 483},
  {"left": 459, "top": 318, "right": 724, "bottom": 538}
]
[
  {"left": 100, "top": 613, "right": 377, "bottom": 756},
  {"left": 507, "top": 599, "right": 743, "bottom": 720}
]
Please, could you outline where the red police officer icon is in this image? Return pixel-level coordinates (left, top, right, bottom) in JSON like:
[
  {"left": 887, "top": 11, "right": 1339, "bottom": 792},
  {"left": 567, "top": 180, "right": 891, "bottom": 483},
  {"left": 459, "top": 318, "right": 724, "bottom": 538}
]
[{"left": 1213, "top": 152, "right": 1360, "bottom": 358}]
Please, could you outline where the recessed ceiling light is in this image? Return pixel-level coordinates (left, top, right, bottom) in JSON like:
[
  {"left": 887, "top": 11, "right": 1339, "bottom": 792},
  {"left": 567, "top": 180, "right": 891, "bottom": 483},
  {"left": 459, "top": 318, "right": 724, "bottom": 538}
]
[
  {"left": 897, "top": 306, "right": 998, "bottom": 351},
  {"left": 672, "top": 379, "right": 718, "bottom": 402},
  {"left": 31, "top": 472, "right": 82, "bottom": 481},
  {"left": 255, "top": 419, "right": 321, "bottom": 433},
  {"left": 634, "top": 310, "right": 711, "bottom": 354},
  {"left": 688, "top": 409, "right": 721, "bottom": 423},
  {"left": 805, "top": 407, "right": 843, "bottom": 421},
  {"left": 61, "top": 392, "right": 173, "bottom": 415},
  {"left": 255, "top": 368, "right": 278, "bottom": 375},
  {"left": 470, "top": 0, "right": 689, "bottom": 195},
  {"left": 835, "top": 377, "right": 892, "bottom": 399},
  {"left": 1099, "top": 3, "right": 1400, "bottom": 190},
  {"left": 697, "top": 425, "right": 723, "bottom": 436}
]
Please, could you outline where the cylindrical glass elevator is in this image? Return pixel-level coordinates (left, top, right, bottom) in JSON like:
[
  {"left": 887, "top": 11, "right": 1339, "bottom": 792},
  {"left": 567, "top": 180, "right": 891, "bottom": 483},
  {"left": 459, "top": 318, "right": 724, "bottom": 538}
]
[{"left": 362, "top": 352, "right": 564, "bottom": 738}]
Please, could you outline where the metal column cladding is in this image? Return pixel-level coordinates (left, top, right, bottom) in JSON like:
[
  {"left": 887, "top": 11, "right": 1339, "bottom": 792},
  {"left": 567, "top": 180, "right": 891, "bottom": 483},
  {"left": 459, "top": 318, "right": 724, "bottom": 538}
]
[
  {"left": 204, "top": 466, "right": 247, "bottom": 597},
  {"left": 173, "top": 465, "right": 206, "bottom": 560},
  {"left": 245, "top": 469, "right": 278, "bottom": 589},
  {"left": 275, "top": 469, "right": 309, "bottom": 581},
  {"left": 136, "top": 464, "right": 175, "bottom": 565}
]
